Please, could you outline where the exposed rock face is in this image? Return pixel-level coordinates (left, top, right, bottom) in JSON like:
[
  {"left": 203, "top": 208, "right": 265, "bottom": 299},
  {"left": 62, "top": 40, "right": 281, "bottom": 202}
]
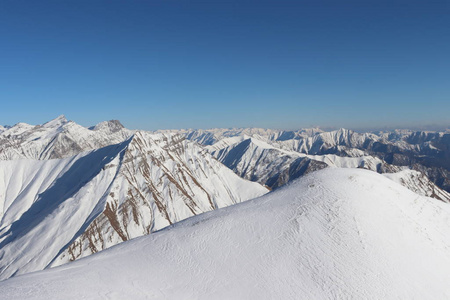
[
  {"left": 53, "top": 132, "right": 268, "bottom": 266},
  {"left": 206, "top": 137, "right": 328, "bottom": 189},
  {"left": 0, "top": 126, "right": 267, "bottom": 280}
]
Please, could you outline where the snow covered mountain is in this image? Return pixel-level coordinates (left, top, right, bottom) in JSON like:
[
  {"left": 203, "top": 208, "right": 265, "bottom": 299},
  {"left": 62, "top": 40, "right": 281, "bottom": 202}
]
[
  {"left": 1, "top": 116, "right": 448, "bottom": 283},
  {"left": 160, "top": 127, "right": 325, "bottom": 146},
  {"left": 2, "top": 168, "right": 450, "bottom": 299},
  {"left": 194, "top": 132, "right": 450, "bottom": 202},
  {"left": 205, "top": 135, "right": 387, "bottom": 190},
  {"left": 0, "top": 115, "right": 132, "bottom": 160},
  {"left": 172, "top": 127, "right": 450, "bottom": 194},
  {"left": 172, "top": 127, "right": 448, "bottom": 157},
  {"left": 3, "top": 117, "right": 447, "bottom": 194},
  {"left": 0, "top": 127, "right": 267, "bottom": 280}
]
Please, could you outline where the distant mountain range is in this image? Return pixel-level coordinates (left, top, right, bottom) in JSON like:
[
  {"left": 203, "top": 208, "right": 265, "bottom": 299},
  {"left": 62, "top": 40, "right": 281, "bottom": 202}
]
[
  {"left": 0, "top": 116, "right": 449, "bottom": 283},
  {"left": 162, "top": 127, "right": 450, "bottom": 194}
]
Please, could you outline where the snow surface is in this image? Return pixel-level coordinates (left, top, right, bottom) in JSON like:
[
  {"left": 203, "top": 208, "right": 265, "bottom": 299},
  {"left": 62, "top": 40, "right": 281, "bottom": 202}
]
[
  {"left": 0, "top": 132, "right": 267, "bottom": 281},
  {"left": 0, "top": 140, "right": 131, "bottom": 280},
  {"left": 2, "top": 168, "right": 450, "bottom": 299}
]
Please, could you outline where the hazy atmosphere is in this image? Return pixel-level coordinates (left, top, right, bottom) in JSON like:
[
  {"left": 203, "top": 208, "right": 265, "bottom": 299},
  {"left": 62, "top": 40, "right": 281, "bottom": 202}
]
[{"left": 1, "top": 0, "right": 449, "bottom": 130}]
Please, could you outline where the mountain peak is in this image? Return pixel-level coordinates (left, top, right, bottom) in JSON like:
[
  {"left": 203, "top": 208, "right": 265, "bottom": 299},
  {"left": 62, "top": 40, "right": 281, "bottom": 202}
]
[
  {"left": 42, "top": 115, "right": 68, "bottom": 129},
  {"left": 91, "top": 120, "right": 124, "bottom": 133}
]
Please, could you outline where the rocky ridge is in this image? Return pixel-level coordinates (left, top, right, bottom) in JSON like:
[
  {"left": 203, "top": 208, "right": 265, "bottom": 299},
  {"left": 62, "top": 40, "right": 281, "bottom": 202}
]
[{"left": 0, "top": 118, "right": 267, "bottom": 280}]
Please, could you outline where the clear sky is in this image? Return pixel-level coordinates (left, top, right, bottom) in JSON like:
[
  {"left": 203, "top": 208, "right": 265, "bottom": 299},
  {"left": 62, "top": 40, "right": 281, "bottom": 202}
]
[{"left": 0, "top": 0, "right": 449, "bottom": 131}]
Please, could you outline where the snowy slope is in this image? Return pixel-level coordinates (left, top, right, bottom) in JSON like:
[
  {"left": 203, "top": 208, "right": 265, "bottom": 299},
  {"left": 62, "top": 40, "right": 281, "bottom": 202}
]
[
  {"left": 207, "top": 137, "right": 327, "bottom": 189},
  {"left": 384, "top": 169, "right": 450, "bottom": 202},
  {"left": 0, "top": 140, "right": 131, "bottom": 280},
  {"left": 52, "top": 131, "right": 268, "bottom": 266},
  {"left": 2, "top": 168, "right": 450, "bottom": 299},
  {"left": 0, "top": 132, "right": 267, "bottom": 280}
]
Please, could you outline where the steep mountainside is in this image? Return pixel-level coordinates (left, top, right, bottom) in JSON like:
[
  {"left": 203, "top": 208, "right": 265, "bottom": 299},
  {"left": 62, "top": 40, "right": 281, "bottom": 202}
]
[
  {"left": 2, "top": 169, "right": 450, "bottom": 299},
  {"left": 53, "top": 131, "right": 267, "bottom": 266},
  {"left": 0, "top": 131, "right": 267, "bottom": 280},
  {"left": 206, "top": 136, "right": 327, "bottom": 189}
]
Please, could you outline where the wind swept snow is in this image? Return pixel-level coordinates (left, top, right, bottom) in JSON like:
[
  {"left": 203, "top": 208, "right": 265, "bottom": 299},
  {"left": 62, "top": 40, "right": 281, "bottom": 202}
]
[{"left": 1, "top": 168, "right": 450, "bottom": 299}]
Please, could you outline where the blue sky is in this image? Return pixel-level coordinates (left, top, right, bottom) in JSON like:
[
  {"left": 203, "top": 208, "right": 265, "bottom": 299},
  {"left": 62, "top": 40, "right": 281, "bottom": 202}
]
[{"left": 0, "top": 0, "right": 449, "bottom": 130}]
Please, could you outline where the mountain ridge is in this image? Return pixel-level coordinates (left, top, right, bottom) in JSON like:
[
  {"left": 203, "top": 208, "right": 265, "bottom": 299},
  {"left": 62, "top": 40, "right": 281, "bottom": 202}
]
[{"left": 0, "top": 127, "right": 267, "bottom": 280}]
